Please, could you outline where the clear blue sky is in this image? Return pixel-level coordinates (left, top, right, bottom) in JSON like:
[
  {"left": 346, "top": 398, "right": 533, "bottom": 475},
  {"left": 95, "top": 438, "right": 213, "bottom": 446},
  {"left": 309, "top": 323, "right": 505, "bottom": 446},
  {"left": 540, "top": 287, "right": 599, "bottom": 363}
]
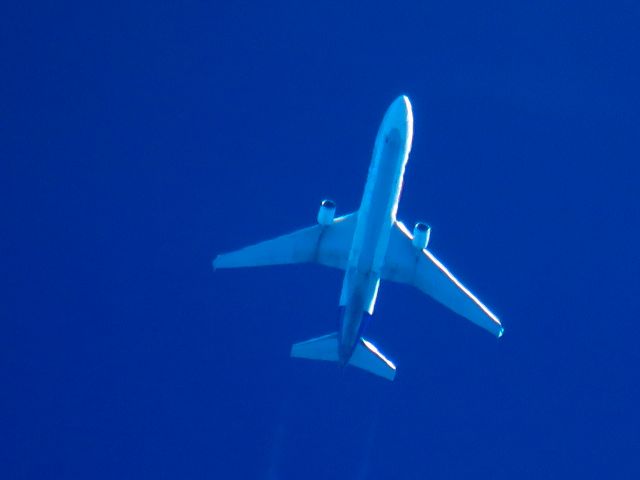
[{"left": 4, "top": 1, "right": 640, "bottom": 478}]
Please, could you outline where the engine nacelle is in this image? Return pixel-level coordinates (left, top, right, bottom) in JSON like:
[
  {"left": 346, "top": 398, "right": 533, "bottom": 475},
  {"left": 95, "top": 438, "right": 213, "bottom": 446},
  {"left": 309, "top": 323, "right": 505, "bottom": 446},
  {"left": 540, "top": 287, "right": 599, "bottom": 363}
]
[
  {"left": 412, "top": 222, "right": 431, "bottom": 250},
  {"left": 317, "top": 199, "right": 336, "bottom": 226}
]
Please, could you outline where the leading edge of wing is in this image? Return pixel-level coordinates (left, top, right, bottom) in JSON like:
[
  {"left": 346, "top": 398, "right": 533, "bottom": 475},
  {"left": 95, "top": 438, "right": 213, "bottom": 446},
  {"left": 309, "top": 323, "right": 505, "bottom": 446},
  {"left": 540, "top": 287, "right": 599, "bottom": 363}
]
[
  {"left": 382, "top": 221, "right": 504, "bottom": 337},
  {"left": 422, "top": 247, "right": 504, "bottom": 337}
]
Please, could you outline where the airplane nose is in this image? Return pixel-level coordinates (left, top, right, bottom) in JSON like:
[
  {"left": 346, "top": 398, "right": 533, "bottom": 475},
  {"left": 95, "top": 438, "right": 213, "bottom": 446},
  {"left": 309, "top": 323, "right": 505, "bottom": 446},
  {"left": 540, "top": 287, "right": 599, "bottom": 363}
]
[
  {"left": 380, "top": 95, "right": 413, "bottom": 143},
  {"left": 395, "top": 95, "right": 410, "bottom": 112},
  {"left": 385, "top": 95, "right": 413, "bottom": 128}
]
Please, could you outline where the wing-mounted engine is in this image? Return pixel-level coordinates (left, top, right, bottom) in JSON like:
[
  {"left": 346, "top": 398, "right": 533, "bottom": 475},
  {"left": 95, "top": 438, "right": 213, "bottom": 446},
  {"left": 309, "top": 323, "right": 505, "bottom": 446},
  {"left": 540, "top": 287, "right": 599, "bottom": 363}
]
[
  {"left": 412, "top": 222, "right": 431, "bottom": 249},
  {"left": 317, "top": 199, "right": 336, "bottom": 226}
]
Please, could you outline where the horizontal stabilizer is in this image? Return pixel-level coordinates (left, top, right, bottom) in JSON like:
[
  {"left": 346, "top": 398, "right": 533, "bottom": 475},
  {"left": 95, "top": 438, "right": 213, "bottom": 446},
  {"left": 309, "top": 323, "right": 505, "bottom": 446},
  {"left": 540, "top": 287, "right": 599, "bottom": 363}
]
[
  {"left": 290, "top": 333, "right": 339, "bottom": 362},
  {"left": 290, "top": 334, "right": 396, "bottom": 381},
  {"left": 349, "top": 339, "right": 396, "bottom": 381}
]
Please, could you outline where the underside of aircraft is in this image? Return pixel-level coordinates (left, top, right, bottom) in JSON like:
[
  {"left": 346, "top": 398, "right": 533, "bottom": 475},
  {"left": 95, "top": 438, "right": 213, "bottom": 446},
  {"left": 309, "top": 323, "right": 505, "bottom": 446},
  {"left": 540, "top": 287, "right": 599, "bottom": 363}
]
[{"left": 214, "top": 96, "right": 503, "bottom": 380}]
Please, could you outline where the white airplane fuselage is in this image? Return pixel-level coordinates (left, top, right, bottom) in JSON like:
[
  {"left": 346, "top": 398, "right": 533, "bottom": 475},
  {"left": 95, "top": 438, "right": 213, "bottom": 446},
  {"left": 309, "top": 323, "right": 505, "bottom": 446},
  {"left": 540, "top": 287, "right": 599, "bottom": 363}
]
[{"left": 337, "top": 96, "right": 414, "bottom": 364}]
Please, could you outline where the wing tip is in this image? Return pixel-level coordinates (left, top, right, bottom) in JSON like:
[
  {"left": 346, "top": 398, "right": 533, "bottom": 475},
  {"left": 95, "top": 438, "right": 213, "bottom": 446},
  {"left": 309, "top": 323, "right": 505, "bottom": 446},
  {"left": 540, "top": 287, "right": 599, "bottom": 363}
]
[{"left": 497, "top": 326, "right": 504, "bottom": 338}]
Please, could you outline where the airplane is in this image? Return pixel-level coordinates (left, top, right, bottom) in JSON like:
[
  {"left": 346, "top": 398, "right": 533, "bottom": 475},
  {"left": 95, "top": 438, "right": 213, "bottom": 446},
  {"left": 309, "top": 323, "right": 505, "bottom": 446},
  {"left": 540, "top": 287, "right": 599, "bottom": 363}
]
[{"left": 213, "top": 95, "right": 503, "bottom": 381}]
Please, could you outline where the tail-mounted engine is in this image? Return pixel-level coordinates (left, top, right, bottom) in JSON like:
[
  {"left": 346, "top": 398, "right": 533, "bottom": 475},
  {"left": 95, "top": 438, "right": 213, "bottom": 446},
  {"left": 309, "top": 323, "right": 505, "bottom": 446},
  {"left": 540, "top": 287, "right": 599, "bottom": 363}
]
[
  {"left": 317, "top": 199, "right": 336, "bottom": 226},
  {"left": 412, "top": 222, "right": 431, "bottom": 250}
]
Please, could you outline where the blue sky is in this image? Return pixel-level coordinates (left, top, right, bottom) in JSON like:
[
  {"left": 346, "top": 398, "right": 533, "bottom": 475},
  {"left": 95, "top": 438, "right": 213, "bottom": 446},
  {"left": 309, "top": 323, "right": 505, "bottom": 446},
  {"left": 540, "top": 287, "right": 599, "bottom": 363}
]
[{"left": 4, "top": 1, "right": 640, "bottom": 478}]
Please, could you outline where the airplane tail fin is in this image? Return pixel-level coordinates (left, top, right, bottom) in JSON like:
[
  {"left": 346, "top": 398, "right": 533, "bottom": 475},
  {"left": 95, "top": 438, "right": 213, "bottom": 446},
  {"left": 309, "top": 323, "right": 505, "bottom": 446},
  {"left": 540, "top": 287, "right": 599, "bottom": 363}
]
[{"left": 290, "top": 333, "right": 396, "bottom": 381}]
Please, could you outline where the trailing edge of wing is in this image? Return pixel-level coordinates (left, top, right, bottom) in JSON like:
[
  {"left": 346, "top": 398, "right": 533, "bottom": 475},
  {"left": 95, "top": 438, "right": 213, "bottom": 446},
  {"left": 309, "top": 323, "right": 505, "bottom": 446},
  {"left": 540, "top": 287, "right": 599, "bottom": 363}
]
[
  {"left": 381, "top": 221, "right": 503, "bottom": 337},
  {"left": 213, "top": 213, "right": 357, "bottom": 271}
]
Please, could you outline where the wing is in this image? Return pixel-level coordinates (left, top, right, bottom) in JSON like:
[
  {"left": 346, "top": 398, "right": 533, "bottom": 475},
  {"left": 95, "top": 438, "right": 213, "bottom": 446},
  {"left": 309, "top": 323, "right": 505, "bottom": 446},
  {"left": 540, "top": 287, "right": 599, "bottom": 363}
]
[
  {"left": 381, "top": 221, "right": 503, "bottom": 337},
  {"left": 213, "top": 213, "right": 357, "bottom": 271}
]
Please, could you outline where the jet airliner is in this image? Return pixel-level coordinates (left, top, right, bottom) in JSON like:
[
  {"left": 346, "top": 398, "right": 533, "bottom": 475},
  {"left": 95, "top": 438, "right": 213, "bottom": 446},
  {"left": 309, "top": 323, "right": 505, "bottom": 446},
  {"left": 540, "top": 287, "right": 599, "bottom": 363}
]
[{"left": 213, "top": 96, "right": 503, "bottom": 380}]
